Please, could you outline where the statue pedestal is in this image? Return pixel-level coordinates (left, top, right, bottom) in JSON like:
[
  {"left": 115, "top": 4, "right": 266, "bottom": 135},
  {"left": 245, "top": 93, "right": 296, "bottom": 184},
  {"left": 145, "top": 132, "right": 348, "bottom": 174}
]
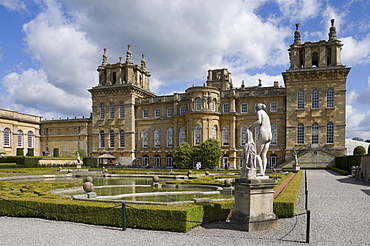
[
  {"left": 292, "top": 164, "right": 300, "bottom": 171},
  {"left": 230, "top": 178, "right": 277, "bottom": 231}
]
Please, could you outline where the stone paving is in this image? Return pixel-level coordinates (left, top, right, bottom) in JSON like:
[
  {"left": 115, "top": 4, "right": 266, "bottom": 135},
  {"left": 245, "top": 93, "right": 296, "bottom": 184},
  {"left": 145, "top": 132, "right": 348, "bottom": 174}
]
[{"left": 1, "top": 170, "right": 369, "bottom": 245}]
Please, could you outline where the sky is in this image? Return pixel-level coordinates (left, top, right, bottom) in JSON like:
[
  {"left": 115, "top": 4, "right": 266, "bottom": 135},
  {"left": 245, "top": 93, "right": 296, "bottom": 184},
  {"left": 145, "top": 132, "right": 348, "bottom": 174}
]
[{"left": 0, "top": 0, "right": 369, "bottom": 139}]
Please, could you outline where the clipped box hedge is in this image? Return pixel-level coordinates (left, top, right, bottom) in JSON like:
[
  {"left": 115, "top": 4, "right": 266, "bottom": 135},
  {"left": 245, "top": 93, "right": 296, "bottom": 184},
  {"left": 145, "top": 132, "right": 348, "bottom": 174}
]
[
  {"left": 0, "top": 197, "right": 235, "bottom": 232},
  {"left": 273, "top": 171, "right": 303, "bottom": 218}
]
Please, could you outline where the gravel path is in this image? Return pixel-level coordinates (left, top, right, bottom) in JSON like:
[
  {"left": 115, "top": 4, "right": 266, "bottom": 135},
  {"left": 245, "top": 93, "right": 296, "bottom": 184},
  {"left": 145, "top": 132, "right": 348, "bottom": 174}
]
[{"left": 1, "top": 170, "right": 369, "bottom": 246}]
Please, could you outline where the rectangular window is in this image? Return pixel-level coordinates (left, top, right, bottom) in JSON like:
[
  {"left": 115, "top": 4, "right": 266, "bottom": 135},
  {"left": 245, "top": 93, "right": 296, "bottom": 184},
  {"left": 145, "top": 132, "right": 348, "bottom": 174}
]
[
  {"left": 223, "top": 103, "right": 230, "bottom": 113},
  {"left": 155, "top": 108, "right": 160, "bottom": 118},
  {"left": 143, "top": 109, "right": 148, "bottom": 118},
  {"left": 180, "top": 106, "right": 186, "bottom": 115},
  {"left": 241, "top": 103, "right": 248, "bottom": 113},
  {"left": 270, "top": 102, "right": 278, "bottom": 112},
  {"left": 167, "top": 108, "right": 173, "bottom": 117}
]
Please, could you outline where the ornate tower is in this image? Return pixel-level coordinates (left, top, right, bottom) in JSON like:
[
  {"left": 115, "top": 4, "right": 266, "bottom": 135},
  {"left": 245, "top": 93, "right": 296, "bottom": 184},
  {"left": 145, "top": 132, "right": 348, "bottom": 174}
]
[
  {"left": 88, "top": 45, "right": 155, "bottom": 163},
  {"left": 282, "top": 20, "right": 351, "bottom": 166}
]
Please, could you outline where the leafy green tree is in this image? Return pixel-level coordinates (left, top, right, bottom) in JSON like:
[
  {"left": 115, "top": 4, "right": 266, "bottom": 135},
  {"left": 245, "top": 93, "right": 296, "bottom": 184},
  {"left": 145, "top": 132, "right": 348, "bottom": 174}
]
[
  {"left": 174, "top": 142, "right": 193, "bottom": 169},
  {"left": 353, "top": 146, "right": 366, "bottom": 155},
  {"left": 198, "top": 138, "right": 222, "bottom": 169}
]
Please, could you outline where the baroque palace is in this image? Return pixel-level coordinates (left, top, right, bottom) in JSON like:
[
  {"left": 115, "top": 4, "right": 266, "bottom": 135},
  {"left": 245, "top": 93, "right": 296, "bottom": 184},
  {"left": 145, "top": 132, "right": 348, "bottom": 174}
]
[{"left": 0, "top": 20, "right": 350, "bottom": 169}]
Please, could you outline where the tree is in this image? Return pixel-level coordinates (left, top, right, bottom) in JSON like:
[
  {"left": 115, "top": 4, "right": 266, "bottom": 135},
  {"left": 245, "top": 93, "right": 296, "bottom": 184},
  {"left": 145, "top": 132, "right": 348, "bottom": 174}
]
[
  {"left": 174, "top": 142, "right": 193, "bottom": 169},
  {"left": 198, "top": 138, "right": 222, "bottom": 169},
  {"left": 353, "top": 146, "right": 366, "bottom": 155}
]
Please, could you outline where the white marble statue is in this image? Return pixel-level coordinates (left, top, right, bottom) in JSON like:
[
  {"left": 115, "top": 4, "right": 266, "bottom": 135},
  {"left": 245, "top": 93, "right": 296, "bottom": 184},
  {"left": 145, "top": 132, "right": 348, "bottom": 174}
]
[
  {"left": 76, "top": 152, "right": 81, "bottom": 164},
  {"left": 241, "top": 128, "right": 257, "bottom": 179},
  {"left": 249, "top": 103, "right": 272, "bottom": 176}
]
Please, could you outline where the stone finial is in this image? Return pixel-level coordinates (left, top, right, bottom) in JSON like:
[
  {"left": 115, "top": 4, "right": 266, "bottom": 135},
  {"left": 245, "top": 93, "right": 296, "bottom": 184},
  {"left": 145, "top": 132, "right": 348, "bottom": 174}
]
[
  {"left": 258, "top": 78, "right": 262, "bottom": 87},
  {"left": 126, "top": 44, "right": 133, "bottom": 64},
  {"left": 294, "top": 23, "right": 301, "bottom": 44},
  {"left": 102, "top": 48, "right": 108, "bottom": 65},
  {"left": 241, "top": 80, "right": 245, "bottom": 88},
  {"left": 119, "top": 57, "right": 122, "bottom": 63},
  {"left": 328, "top": 19, "right": 337, "bottom": 41},
  {"left": 141, "top": 54, "right": 146, "bottom": 70}
]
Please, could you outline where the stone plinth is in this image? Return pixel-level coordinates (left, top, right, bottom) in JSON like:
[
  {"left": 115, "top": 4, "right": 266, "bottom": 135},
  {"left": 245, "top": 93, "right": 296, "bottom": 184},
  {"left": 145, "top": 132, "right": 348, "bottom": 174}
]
[{"left": 230, "top": 178, "right": 277, "bottom": 231}]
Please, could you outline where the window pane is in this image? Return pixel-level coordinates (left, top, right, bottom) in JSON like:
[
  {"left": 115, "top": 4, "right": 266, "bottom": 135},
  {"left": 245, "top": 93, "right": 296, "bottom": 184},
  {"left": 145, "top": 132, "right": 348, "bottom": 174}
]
[
  {"left": 297, "top": 90, "right": 304, "bottom": 109},
  {"left": 179, "top": 127, "right": 185, "bottom": 144},
  {"left": 119, "top": 102, "right": 125, "bottom": 118},
  {"left": 312, "top": 89, "right": 319, "bottom": 109},
  {"left": 109, "top": 102, "right": 115, "bottom": 119},
  {"left": 271, "top": 125, "right": 277, "bottom": 145},
  {"left": 17, "top": 130, "right": 23, "bottom": 148},
  {"left": 270, "top": 102, "right": 278, "bottom": 112},
  {"left": 166, "top": 128, "right": 173, "bottom": 147},
  {"left": 194, "top": 125, "right": 201, "bottom": 145},
  {"left": 120, "top": 130, "right": 125, "bottom": 148},
  {"left": 154, "top": 129, "right": 160, "bottom": 147},
  {"left": 312, "top": 123, "right": 319, "bottom": 145},
  {"left": 142, "top": 130, "right": 148, "bottom": 148},
  {"left": 223, "top": 104, "right": 230, "bottom": 113},
  {"left": 326, "top": 122, "right": 334, "bottom": 144},
  {"left": 241, "top": 103, "right": 248, "bottom": 113},
  {"left": 100, "top": 103, "right": 105, "bottom": 119},
  {"left": 100, "top": 131, "right": 105, "bottom": 148},
  {"left": 196, "top": 98, "right": 202, "bottom": 111},
  {"left": 222, "top": 126, "right": 229, "bottom": 146},
  {"left": 297, "top": 123, "right": 304, "bottom": 144},
  {"left": 27, "top": 131, "right": 33, "bottom": 148},
  {"left": 180, "top": 106, "right": 186, "bottom": 115},
  {"left": 327, "top": 88, "right": 334, "bottom": 108},
  {"left": 167, "top": 108, "right": 173, "bottom": 117}
]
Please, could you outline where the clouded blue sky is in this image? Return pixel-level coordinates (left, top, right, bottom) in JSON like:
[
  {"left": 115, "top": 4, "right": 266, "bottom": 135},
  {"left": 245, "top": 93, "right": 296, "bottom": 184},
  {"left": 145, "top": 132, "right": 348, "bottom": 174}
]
[{"left": 0, "top": 0, "right": 369, "bottom": 139}]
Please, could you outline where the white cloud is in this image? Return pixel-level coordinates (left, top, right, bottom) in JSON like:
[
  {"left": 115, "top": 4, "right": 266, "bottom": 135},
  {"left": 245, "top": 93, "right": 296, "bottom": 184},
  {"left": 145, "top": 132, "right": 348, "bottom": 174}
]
[
  {"left": 356, "top": 76, "right": 370, "bottom": 105},
  {"left": 0, "top": 0, "right": 26, "bottom": 12},
  {"left": 2, "top": 69, "right": 91, "bottom": 117},
  {"left": 341, "top": 34, "right": 370, "bottom": 66},
  {"left": 275, "top": 0, "right": 320, "bottom": 21}
]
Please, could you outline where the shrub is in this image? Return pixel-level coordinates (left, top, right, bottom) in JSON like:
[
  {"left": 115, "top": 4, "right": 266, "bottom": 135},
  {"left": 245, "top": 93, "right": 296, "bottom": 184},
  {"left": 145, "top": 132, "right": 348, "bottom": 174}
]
[
  {"left": 353, "top": 146, "right": 366, "bottom": 155},
  {"left": 273, "top": 171, "right": 303, "bottom": 218},
  {"left": 198, "top": 139, "right": 222, "bottom": 169},
  {"left": 174, "top": 143, "right": 193, "bottom": 169}
]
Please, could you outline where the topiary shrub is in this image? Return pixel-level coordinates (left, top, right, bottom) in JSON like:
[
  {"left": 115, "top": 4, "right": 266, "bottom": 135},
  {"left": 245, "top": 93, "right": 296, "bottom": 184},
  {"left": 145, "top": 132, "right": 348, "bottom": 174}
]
[
  {"left": 53, "top": 148, "right": 59, "bottom": 157},
  {"left": 27, "top": 148, "right": 34, "bottom": 156},
  {"left": 353, "top": 146, "right": 366, "bottom": 155}
]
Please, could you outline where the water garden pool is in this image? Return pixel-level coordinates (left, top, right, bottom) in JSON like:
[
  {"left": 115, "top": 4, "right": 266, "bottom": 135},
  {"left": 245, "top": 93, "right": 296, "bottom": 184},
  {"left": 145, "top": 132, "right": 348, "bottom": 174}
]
[{"left": 6, "top": 173, "right": 234, "bottom": 205}]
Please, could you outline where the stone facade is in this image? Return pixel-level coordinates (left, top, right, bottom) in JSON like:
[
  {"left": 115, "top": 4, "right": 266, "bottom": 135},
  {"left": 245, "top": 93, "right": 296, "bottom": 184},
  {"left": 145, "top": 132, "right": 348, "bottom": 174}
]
[
  {"left": 0, "top": 20, "right": 350, "bottom": 169},
  {"left": 0, "top": 109, "right": 41, "bottom": 156}
]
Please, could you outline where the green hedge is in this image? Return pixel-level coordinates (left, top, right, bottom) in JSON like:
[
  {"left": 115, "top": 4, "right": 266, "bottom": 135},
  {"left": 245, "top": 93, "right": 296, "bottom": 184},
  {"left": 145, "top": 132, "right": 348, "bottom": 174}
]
[
  {"left": 83, "top": 157, "right": 97, "bottom": 167},
  {"left": 53, "top": 148, "right": 59, "bottom": 157},
  {"left": 16, "top": 148, "right": 24, "bottom": 156},
  {"left": 0, "top": 197, "right": 235, "bottom": 232},
  {"left": 335, "top": 156, "right": 361, "bottom": 173},
  {"left": 273, "top": 171, "right": 303, "bottom": 218},
  {"left": 328, "top": 167, "right": 349, "bottom": 175}
]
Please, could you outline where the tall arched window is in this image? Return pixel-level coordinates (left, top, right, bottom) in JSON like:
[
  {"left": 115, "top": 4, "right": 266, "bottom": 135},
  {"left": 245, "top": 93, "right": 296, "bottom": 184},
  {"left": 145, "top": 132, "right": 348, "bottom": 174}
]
[
  {"left": 222, "top": 126, "right": 229, "bottom": 146},
  {"left": 312, "top": 123, "right": 319, "bottom": 145},
  {"left": 4, "top": 128, "right": 10, "bottom": 147},
  {"left": 119, "top": 130, "right": 125, "bottom": 148},
  {"left": 142, "top": 155, "right": 149, "bottom": 167},
  {"left": 109, "top": 102, "right": 115, "bottom": 119},
  {"left": 142, "top": 129, "right": 148, "bottom": 148},
  {"left": 271, "top": 125, "right": 277, "bottom": 146},
  {"left": 166, "top": 128, "right": 173, "bottom": 147},
  {"left": 100, "top": 130, "right": 105, "bottom": 148},
  {"left": 241, "top": 126, "right": 247, "bottom": 146},
  {"left": 166, "top": 155, "right": 173, "bottom": 168},
  {"left": 179, "top": 127, "right": 185, "bottom": 144},
  {"left": 119, "top": 102, "right": 125, "bottom": 118},
  {"left": 326, "top": 88, "right": 334, "bottom": 108},
  {"left": 297, "top": 90, "right": 304, "bottom": 109},
  {"left": 269, "top": 154, "right": 278, "bottom": 168},
  {"left": 99, "top": 103, "right": 105, "bottom": 119},
  {"left": 194, "top": 124, "right": 202, "bottom": 145},
  {"left": 297, "top": 123, "right": 304, "bottom": 145},
  {"left": 27, "top": 131, "right": 34, "bottom": 148},
  {"left": 17, "top": 130, "right": 23, "bottom": 148},
  {"left": 109, "top": 130, "right": 115, "bottom": 148},
  {"left": 154, "top": 129, "right": 160, "bottom": 148},
  {"left": 154, "top": 155, "right": 161, "bottom": 167},
  {"left": 195, "top": 98, "right": 202, "bottom": 111},
  {"left": 211, "top": 99, "right": 216, "bottom": 112},
  {"left": 312, "top": 89, "right": 319, "bottom": 109},
  {"left": 212, "top": 125, "right": 217, "bottom": 139},
  {"left": 326, "top": 122, "right": 334, "bottom": 144}
]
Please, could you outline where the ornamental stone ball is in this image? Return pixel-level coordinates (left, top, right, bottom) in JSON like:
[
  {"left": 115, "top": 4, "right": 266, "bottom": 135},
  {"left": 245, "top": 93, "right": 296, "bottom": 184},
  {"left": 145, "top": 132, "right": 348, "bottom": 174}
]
[
  {"left": 188, "top": 170, "right": 192, "bottom": 175},
  {"left": 224, "top": 179, "right": 232, "bottom": 187},
  {"left": 153, "top": 175, "right": 159, "bottom": 182},
  {"left": 86, "top": 176, "right": 93, "bottom": 182},
  {"left": 83, "top": 182, "right": 94, "bottom": 193},
  {"left": 205, "top": 171, "right": 210, "bottom": 175}
]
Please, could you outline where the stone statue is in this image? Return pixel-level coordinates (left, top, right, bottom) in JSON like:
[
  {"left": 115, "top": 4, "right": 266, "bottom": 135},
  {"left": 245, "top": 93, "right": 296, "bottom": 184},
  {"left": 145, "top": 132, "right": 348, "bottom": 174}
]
[
  {"left": 76, "top": 152, "right": 81, "bottom": 164},
  {"left": 293, "top": 150, "right": 298, "bottom": 165},
  {"left": 249, "top": 103, "right": 272, "bottom": 176},
  {"left": 240, "top": 128, "right": 257, "bottom": 179}
]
